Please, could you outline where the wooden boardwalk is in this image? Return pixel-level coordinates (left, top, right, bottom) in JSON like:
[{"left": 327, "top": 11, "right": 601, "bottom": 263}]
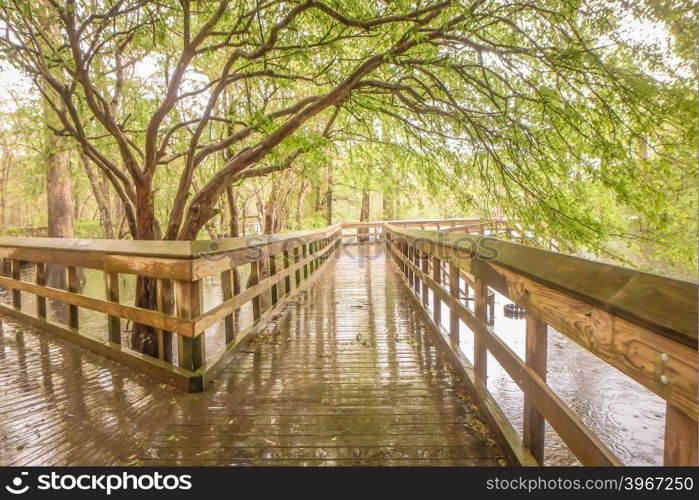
[{"left": 0, "top": 247, "right": 501, "bottom": 466}]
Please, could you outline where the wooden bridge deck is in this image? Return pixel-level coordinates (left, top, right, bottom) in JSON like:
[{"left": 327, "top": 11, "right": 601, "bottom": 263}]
[{"left": 0, "top": 247, "right": 501, "bottom": 466}]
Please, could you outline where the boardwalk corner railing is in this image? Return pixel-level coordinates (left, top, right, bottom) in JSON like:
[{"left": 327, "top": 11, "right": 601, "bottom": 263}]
[
  {"left": 0, "top": 225, "right": 341, "bottom": 392},
  {"left": 383, "top": 224, "right": 698, "bottom": 466}
]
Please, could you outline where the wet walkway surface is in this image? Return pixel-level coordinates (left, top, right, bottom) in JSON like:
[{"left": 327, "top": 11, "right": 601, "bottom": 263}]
[{"left": 0, "top": 247, "right": 501, "bottom": 466}]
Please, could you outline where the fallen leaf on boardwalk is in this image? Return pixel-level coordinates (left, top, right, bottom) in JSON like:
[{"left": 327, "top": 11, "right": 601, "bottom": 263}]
[
  {"left": 497, "top": 458, "right": 507, "bottom": 467},
  {"left": 228, "top": 419, "right": 236, "bottom": 425},
  {"left": 165, "top": 434, "right": 188, "bottom": 442},
  {"left": 169, "top": 398, "right": 177, "bottom": 404},
  {"left": 262, "top": 439, "right": 277, "bottom": 446},
  {"left": 126, "top": 460, "right": 143, "bottom": 467},
  {"left": 128, "top": 454, "right": 137, "bottom": 460},
  {"left": 331, "top": 436, "right": 338, "bottom": 441}
]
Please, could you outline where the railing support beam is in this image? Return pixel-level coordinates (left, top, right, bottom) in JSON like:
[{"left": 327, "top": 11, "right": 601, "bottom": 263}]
[
  {"left": 448, "top": 263, "right": 459, "bottom": 344},
  {"left": 664, "top": 403, "right": 698, "bottom": 465},
  {"left": 523, "top": 314, "right": 548, "bottom": 464}
]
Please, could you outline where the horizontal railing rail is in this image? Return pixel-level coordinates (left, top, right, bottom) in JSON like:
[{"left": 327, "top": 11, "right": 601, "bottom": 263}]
[
  {"left": 339, "top": 218, "right": 569, "bottom": 252},
  {"left": 0, "top": 224, "right": 342, "bottom": 391},
  {"left": 383, "top": 224, "right": 698, "bottom": 466}
]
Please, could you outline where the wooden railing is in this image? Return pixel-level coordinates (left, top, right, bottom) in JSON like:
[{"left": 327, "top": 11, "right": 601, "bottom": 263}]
[
  {"left": 340, "top": 218, "right": 570, "bottom": 252},
  {"left": 341, "top": 218, "right": 481, "bottom": 245},
  {"left": 383, "top": 225, "right": 698, "bottom": 466},
  {"left": 0, "top": 225, "right": 341, "bottom": 391}
]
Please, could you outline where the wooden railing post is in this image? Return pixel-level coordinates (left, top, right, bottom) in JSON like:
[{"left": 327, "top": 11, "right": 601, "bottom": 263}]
[
  {"left": 66, "top": 266, "right": 79, "bottom": 329},
  {"left": 105, "top": 271, "right": 121, "bottom": 344},
  {"left": 664, "top": 403, "right": 698, "bottom": 465},
  {"left": 283, "top": 249, "right": 292, "bottom": 295},
  {"left": 412, "top": 247, "right": 420, "bottom": 294},
  {"left": 36, "top": 263, "right": 46, "bottom": 319},
  {"left": 302, "top": 243, "right": 309, "bottom": 280},
  {"left": 156, "top": 278, "right": 174, "bottom": 362},
  {"left": 421, "top": 252, "right": 429, "bottom": 307},
  {"left": 294, "top": 246, "right": 302, "bottom": 287},
  {"left": 220, "top": 269, "right": 236, "bottom": 344},
  {"left": 474, "top": 278, "right": 488, "bottom": 381},
  {"left": 307, "top": 242, "right": 314, "bottom": 273},
  {"left": 175, "top": 279, "right": 205, "bottom": 371},
  {"left": 523, "top": 314, "right": 548, "bottom": 464},
  {"left": 269, "top": 254, "right": 278, "bottom": 305},
  {"left": 10, "top": 259, "right": 21, "bottom": 308},
  {"left": 432, "top": 256, "right": 441, "bottom": 326},
  {"left": 448, "top": 262, "right": 459, "bottom": 344},
  {"left": 250, "top": 260, "right": 261, "bottom": 321}
]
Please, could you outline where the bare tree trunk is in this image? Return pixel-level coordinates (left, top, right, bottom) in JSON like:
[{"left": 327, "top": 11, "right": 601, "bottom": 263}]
[
  {"left": 359, "top": 189, "right": 370, "bottom": 242},
  {"left": 224, "top": 185, "right": 242, "bottom": 298},
  {"left": 324, "top": 163, "right": 333, "bottom": 226},
  {"left": 225, "top": 185, "right": 240, "bottom": 237},
  {"left": 44, "top": 95, "right": 76, "bottom": 291},
  {"left": 382, "top": 182, "right": 397, "bottom": 221},
  {"left": 132, "top": 181, "right": 161, "bottom": 357},
  {"left": 0, "top": 144, "right": 11, "bottom": 231},
  {"left": 313, "top": 185, "right": 322, "bottom": 215},
  {"left": 46, "top": 142, "right": 73, "bottom": 238},
  {"left": 295, "top": 181, "right": 308, "bottom": 230},
  {"left": 81, "top": 152, "right": 114, "bottom": 238}
]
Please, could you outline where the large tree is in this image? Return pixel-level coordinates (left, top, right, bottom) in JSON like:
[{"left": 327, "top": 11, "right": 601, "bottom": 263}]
[{"left": 0, "top": 0, "right": 691, "bottom": 240}]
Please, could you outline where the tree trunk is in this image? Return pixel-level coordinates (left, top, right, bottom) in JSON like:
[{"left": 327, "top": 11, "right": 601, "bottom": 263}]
[
  {"left": 44, "top": 94, "right": 76, "bottom": 291},
  {"left": 0, "top": 148, "right": 10, "bottom": 231},
  {"left": 132, "top": 181, "right": 162, "bottom": 357},
  {"left": 359, "top": 189, "right": 370, "bottom": 242},
  {"left": 295, "top": 181, "right": 308, "bottom": 230},
  {"left": 224, "top": 185, "right": 242, "bottom": 298},
  {"left": 383, "top": 186, "right": 396, "bottom": 220},
  {"left": 81, "top": 153, "right": 114, "bottom": 238},
  {"left": 225, "top": 185, "right": 240, "bottom": 237},
  {"left": 46, "top": 141, "right": 73, "bottom": 238},
  {"left": 324, "top": 163, "right": 333, "bottom": 226},
  {"left": 313, "top": 185, "right": 322, "bottom": 214}
]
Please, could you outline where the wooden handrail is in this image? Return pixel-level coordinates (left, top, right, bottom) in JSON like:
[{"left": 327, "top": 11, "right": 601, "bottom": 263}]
[
  {"left": 0, "top": 224, "right": 340, "bottom": 261},
  {"left": 340, "top": 218, "right": 481, "bottom": 229},
  {"left": 385, "top": 226, "right": 697, "bottom": 345},
  {"left": 383, "top": 224, "right": 698, "bottom": 466}
]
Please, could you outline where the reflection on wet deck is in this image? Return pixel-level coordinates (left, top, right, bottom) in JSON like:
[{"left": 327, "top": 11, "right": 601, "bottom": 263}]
[{"left": 0, "top": 247, "right": 501, "bottom": 466}]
